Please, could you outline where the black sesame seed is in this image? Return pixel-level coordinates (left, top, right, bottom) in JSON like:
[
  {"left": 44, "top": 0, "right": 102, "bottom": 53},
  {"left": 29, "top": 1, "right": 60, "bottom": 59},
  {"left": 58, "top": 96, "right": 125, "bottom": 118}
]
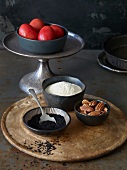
[
  {"left": 63, "top": 162, "right": 67, "bottom": 166},
  {"left": 24, "top": 139, "right": 56, "bottom": 155},
  {"left": 28, "top": 113, "right": 66, "bottom": 130}
]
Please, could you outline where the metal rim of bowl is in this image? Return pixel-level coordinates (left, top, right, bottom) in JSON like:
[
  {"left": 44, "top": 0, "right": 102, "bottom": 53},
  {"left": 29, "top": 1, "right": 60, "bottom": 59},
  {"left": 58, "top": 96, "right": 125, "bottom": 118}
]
[
  {"left": 103, "top": 35, "right": 127, "bottom": 62},
  {"left": 22, "top": 107, "right": 71, "bottom": 134}
]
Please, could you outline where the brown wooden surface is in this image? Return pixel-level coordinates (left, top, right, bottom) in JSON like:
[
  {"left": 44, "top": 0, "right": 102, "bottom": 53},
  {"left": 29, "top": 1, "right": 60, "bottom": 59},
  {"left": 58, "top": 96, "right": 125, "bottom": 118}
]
[{"left": 1, "top": 94, "right": 127, "bottom": 162}]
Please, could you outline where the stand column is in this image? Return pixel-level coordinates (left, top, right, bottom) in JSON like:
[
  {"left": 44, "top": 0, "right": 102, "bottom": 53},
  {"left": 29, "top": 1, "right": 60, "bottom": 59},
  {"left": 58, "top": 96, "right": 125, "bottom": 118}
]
[{"left": 19, "top": 59, "right": 54, "bottom": 94}]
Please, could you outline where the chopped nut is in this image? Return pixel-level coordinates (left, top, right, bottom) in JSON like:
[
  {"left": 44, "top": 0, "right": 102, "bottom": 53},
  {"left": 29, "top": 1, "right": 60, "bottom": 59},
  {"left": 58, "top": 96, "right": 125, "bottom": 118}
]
[
  {"left": 88, "top": 111, "right": 101, "bottom": 116},
  {"left": 79, "top": 105, "right": 94, "bottom": 113},
  {"left": 89, "top": 100, "right": 97, "bottom": 107},
  {"left": 104, "top": 107, "right": 108, "bottom": 112},
  {"left": 80, "top": 110, "right": 87, "bottom": 114},
  {"left": 83, "top": 103, "right": 89, "bottom": 107},
  {"left": 79, "top": 106, "right": 87, "bottom": 113},
  {"left": 82, "top": 99, "right": 90, "bottom": 105},
  {"left": 101, "top": 107, "right": 108, "bottom": 114},
  {"left": 95, "top": 102, "right": 105, "bottom": 111}
]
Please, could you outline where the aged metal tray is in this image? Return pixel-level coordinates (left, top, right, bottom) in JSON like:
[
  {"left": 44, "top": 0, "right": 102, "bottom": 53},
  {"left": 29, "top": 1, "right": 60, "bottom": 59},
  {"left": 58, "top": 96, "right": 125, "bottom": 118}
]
[
  {"left": 1, "top": 94, "right": 127, "bottom": 162},
  {"left": 3, "top": 31, "right": 84, "bottom": 59},
  {"left": 2, "top": 31, "right": 85, "bottom": 94},
  {"left": 97, "top": 51, "right": 127, "bottom": 73}
]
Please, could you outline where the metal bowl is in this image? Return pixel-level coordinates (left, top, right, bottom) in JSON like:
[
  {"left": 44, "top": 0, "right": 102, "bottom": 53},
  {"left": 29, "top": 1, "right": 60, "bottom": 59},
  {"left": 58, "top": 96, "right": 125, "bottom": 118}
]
[
  {"left": 103, "top": 35, "right": 127, "bottom": 70},
  {"left": 74, "top": 99, "right": 110, "bottom": 126},
  {"left": 23, "top": 107, "right": 71, "bottom": 135},
  {"left": 16, "top": 23, "right": 68, "bottom": 54},
  {"left": 42, "top": 76, "right": 86, "bottom": 111}
]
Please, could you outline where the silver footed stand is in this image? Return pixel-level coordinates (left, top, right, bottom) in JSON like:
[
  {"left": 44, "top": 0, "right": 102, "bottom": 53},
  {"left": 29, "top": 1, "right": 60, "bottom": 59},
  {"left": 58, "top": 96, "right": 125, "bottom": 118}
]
[{"left": 3, "top": 31, "right": 84, "bottom": 94}]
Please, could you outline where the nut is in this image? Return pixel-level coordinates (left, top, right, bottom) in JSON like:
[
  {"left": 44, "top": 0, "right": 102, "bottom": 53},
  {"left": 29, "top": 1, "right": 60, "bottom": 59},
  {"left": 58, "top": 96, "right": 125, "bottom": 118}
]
[
  {"left": 95, "top": 102, "right": 105, "bottom": 111},
  {"left": 104, "top": 107, "right": 108, "bottom": 112},
  {"left": 88, "top": 111, "right": 101, "bottom": 116},
  {"left": 89, "top": 100, "right": 97, "bottom": 107},
  {"left": 79, "top": 105, "right": 94, "bottom": 113},
  {"left": 82, "top": 99, "right": 90, "bottom": 105},
  {"left": 79, "top": 98, "right": 108, "bottom": 116},
  {"left": 83, "top": 103, "right": 89, "bottom": 107},
  {"left": 101, "top": 107, "right": 108, "bottom": 114}
]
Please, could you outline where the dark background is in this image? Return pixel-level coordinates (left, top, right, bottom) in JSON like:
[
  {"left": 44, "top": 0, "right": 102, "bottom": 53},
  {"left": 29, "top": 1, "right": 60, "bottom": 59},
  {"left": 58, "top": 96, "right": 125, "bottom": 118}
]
[{"left": 0, "top": 0, "right": 127, "bottom": 49}]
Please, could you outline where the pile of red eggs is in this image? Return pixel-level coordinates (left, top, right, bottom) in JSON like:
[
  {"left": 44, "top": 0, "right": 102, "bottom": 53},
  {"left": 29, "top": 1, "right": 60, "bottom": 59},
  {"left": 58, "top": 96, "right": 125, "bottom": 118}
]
[{"left": 18, "top": 18, "right": 65, "bottom": 41}]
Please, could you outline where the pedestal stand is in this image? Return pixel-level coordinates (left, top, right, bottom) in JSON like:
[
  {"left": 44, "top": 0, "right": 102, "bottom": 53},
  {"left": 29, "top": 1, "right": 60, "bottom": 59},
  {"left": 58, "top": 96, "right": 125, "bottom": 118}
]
[{"left": 3, "top": 31, "right": 84, "bottom": 94}]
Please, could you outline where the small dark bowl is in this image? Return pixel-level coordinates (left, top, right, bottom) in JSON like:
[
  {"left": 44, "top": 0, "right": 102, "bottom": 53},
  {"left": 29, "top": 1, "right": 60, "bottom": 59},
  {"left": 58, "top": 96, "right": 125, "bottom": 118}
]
[
  {"left": 23, "top": 107, "right": 71, "bottom": 135},
  {"left": 74, "top": 99, "right": 110, "bottom": 126},
  {"left": 42, "top": 76, "right": 86, "bottom": 111},
  {"left": 17, "top": 23, "right": 68, "bottom": 54},
  {"left": 103, "top": 35, "right": 127, "bottom": 70}
]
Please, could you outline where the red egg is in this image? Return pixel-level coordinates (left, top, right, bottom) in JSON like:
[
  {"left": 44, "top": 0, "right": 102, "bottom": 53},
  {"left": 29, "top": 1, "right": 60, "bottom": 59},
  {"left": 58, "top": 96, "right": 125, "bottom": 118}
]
[
  {"left": 18, "top": 23, "right": 38, "bottom": 40},
  {"left": 38, "top": 26, "right": 56, "bottom": 40},
  {"left": 29, "top": 18, "right": 44, "bottom": 32},
  {"left": 51, "top": 24, "right": 65, "bottom": 38}
]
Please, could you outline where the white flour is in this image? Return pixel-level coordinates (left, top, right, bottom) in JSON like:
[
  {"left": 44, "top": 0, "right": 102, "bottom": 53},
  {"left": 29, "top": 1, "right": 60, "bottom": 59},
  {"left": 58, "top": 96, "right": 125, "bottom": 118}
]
[{"left": 45, "top": 81, "right": 82, "bottom": 96}]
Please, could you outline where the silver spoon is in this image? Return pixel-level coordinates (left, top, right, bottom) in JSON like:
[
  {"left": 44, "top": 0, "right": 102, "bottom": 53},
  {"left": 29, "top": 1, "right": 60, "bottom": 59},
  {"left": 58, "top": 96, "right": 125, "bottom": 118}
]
[{"left": 29, "top": 89, "right": 56, "bottom": 123}]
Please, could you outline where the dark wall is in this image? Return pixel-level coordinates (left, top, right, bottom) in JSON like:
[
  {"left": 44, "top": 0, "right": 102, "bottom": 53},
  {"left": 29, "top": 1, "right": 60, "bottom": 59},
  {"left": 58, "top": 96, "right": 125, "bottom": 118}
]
[{"left": 1, "top": 0, "right": 127, "bottom": 49}]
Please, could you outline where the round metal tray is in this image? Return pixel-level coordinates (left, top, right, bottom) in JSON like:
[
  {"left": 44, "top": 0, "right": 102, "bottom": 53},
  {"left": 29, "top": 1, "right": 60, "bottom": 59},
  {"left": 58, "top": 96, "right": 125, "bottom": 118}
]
[
  {"left": 3, "top": 31, "right": 84, "bottom": 94},
  {"left": 3, "top": 31, "right": 84, "bottom": 59},
  {"left": 97, "top": 51, "right": 127, "bottom": 73}
]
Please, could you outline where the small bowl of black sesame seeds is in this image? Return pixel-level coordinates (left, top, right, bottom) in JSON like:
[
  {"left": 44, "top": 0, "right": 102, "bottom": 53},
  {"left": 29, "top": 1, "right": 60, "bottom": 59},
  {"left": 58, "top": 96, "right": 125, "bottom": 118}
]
[{"left": 22, "top": 106, "right": 71, "bottom": 135}]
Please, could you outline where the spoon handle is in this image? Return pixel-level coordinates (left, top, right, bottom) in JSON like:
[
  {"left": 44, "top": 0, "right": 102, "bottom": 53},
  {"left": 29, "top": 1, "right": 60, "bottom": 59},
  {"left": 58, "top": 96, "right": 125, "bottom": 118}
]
[{"left": 29, "top": 89, "right": 44, "bottom": 115}]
